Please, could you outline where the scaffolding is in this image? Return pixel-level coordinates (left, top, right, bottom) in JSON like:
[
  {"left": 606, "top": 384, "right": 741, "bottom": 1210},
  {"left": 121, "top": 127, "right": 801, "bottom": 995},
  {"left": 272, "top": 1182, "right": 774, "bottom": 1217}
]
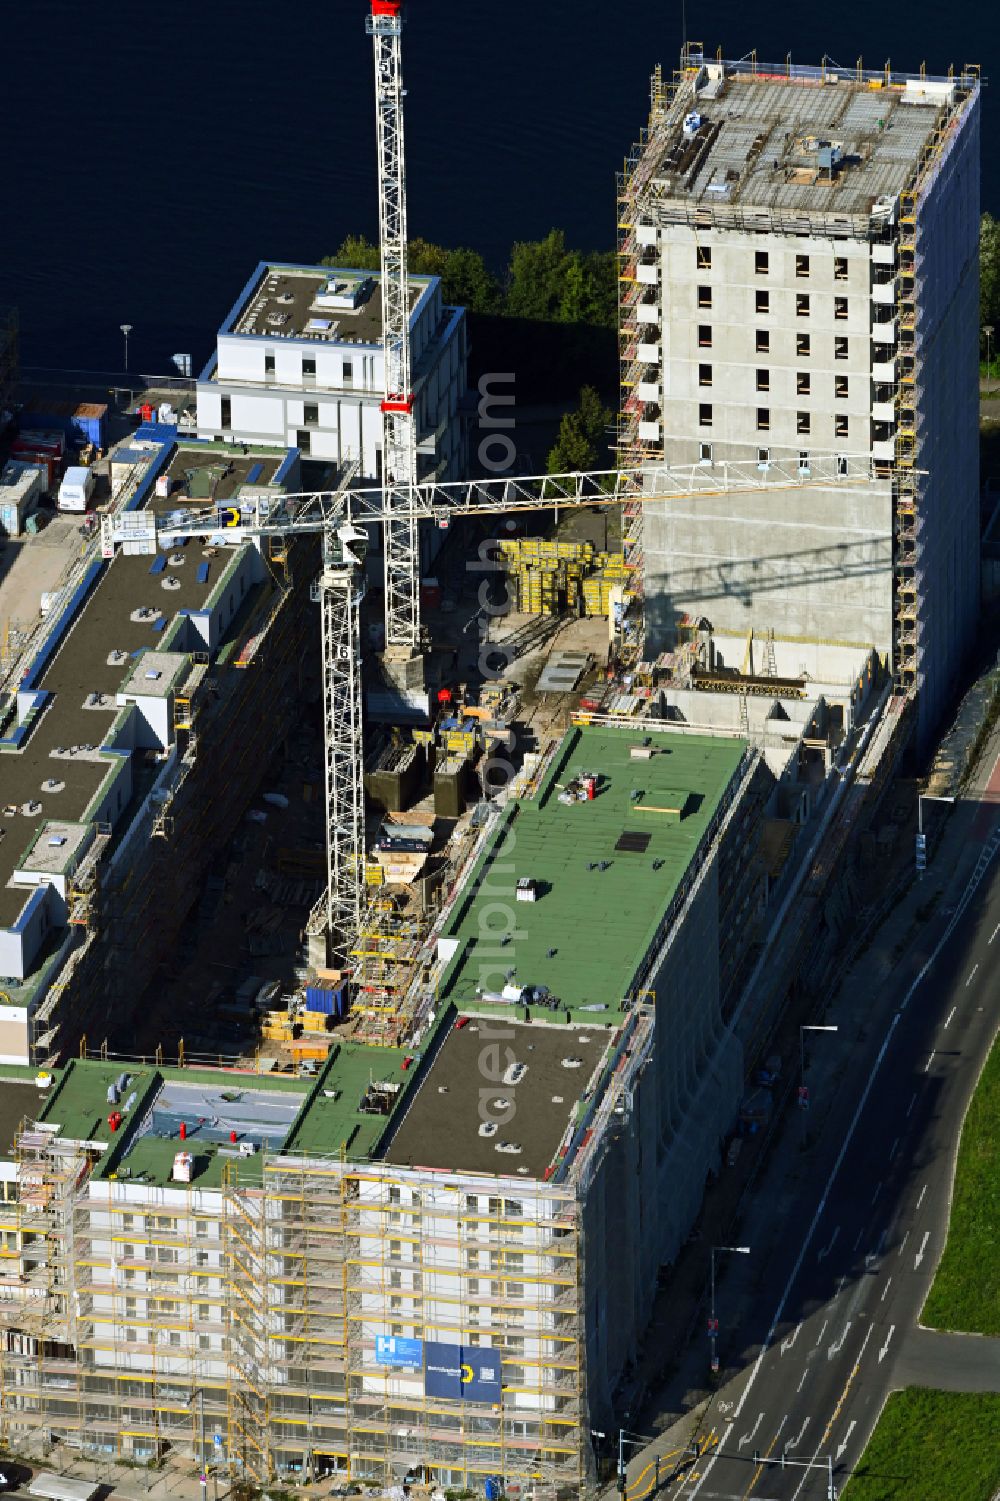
[
  {"left": 350, "top": 900, "right": 424, "bottom": 1048},
  {"left": 214, "top": 1156, "right": 589, "bottom": 1494}
]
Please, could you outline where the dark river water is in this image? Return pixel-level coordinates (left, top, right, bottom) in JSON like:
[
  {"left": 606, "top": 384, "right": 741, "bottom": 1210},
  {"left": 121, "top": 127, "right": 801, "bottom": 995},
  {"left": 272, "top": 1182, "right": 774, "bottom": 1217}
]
[{"left": 2, "top": 0, "right": 995, "bottom": 373}]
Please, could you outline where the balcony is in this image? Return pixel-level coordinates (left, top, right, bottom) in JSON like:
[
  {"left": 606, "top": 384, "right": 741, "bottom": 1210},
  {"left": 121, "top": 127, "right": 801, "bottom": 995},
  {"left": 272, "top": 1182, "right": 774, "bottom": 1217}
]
[
  {"left": 638, "top": 342, "right": 661, "bottom": 363},
  {"left": 872, "top": 358, "right": 896, "bottom": 383},
  {"left": 636, "top": 381, "right": 661, "bottom": 403},
  {"left": 638, "top": 421, "right": 661, "bottom": 442},
  {"left": 637, "top": 224, "right": 658, "bottom": 247},
  {"left": 872, "top": 282, "right": 896, "bottom": 307},
  {"left": 871, "top": 322, "right": 897, "bottom": 347},
  {"left": 637, "top": 263, "right": 659, "bottom": 286},
  {"left": 872, "top": 242, "right": 897, "bottom": 266},
  {"left": 871, "top": 401, "right": 897, "bottom": 424},
  {"left": 636, "top": 302, "right": 659, "bottom": 324},
  {"left": 871, "top": 438, "right": 896, "bottom": 462}
]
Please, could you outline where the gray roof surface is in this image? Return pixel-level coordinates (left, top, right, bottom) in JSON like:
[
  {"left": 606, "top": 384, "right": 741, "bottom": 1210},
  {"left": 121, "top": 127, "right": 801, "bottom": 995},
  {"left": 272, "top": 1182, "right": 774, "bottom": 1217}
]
[
  {"left": 0, "top": 543, "right": 219, "bottom": 927},
  {"left": 383, "top": 1018, "right": 612, "bottom": 1180},
  {"left": 232, "top": 265, "right": 424, "bottom": 347},
  {"left": 648, "top": 66, "right": 957, "bottom": 222}
]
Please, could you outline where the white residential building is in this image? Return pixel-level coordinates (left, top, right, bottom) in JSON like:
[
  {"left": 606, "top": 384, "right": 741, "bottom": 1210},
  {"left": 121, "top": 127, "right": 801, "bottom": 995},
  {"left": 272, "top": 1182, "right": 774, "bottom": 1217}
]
[{"left": 197, "top": 261, "right": 469, "bottom": 484}]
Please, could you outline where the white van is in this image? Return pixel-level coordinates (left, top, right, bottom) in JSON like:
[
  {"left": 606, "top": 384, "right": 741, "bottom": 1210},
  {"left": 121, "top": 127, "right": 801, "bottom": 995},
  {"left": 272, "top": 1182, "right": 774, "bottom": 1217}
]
[{"left": 57, "top": 465, "right": 96, "bottom": 513}]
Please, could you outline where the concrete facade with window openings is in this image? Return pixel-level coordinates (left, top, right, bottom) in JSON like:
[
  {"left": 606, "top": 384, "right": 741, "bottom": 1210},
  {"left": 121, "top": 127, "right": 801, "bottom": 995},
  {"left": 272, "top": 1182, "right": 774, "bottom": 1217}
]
[
  {"left": 196, "top": 262, "right": 469, "bottom": 487},
  {"left": 623, "top": 55, "right": 981, "bottom": 749}
]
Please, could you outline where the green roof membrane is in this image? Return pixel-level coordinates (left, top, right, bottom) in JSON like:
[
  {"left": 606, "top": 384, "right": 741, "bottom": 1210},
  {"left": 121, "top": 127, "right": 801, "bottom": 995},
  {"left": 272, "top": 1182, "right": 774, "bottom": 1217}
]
[{"left": 440, "top": 725, "right": 746, "bottom": 1018}]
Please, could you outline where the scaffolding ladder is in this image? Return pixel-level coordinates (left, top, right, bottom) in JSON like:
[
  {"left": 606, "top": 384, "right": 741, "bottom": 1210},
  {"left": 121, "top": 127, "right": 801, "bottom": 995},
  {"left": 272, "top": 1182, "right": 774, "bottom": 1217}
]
[{"left": 222, "top": 1164, "right": 273, "bottom": 1485}]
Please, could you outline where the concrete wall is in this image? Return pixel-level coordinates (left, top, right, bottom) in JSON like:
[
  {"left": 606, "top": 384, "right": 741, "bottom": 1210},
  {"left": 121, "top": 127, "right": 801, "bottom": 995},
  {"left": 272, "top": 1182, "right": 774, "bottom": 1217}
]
[
  {"left": 582, "top": 857, "right": 743, "bottom": 1427},
  {"left": 643, "top": 478, "right": 894, "bottom": 652},
  {"left": 653, "top": 226, "right": 872, "bottom": 464},
  {"left": 910, "top": 94, "right": 981, "bottom": 748}
]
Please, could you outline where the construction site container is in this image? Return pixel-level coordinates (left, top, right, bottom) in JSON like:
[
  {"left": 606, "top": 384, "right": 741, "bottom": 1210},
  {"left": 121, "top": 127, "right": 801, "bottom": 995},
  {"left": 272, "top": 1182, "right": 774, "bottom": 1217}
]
[
  {"left": 70, "top": 402, "right": 108, "bottom": 450},
  {"left": 0, "top": 460, "right": 45, "bottom": 536}
]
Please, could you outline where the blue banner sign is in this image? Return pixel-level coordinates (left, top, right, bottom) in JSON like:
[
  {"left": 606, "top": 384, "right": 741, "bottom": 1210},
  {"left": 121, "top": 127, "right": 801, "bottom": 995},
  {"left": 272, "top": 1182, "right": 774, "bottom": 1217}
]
[{"left": 424, "top": 1340, "right": 502, "bottom": 1403}]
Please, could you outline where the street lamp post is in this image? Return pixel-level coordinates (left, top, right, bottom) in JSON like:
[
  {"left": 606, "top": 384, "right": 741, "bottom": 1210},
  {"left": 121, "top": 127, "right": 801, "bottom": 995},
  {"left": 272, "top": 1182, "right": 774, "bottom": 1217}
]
[
  {"left": 799, "top": 1025, "right": 839, "bottom": 1143},
  {"left": 709, "top": 1245, "right": 750, "bottom": 1376},
  {"left": 120, "top": 323, "right": 133, "bottom": 373},
  {"left": 916, "top": 793, "right": 955, "bottom": 876},
  {"left": 985, "top": 326, "right": 994, "bottom": 394},
  {"left": 591, "top": 1427, "right": 655, "bottom": 1500}
]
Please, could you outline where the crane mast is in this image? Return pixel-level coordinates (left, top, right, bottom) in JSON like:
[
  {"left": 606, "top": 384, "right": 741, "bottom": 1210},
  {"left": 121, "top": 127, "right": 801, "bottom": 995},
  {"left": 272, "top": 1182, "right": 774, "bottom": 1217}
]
[{"left": 367, "top": 0, "right": 422, "bottom": 665}]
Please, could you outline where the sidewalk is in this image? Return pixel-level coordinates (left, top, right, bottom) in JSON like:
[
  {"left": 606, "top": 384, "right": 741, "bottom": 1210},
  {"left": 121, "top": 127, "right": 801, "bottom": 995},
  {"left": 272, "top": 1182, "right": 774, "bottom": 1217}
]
[{"left": 603, "top": 717, "right": 1000, "bottom": 1496}]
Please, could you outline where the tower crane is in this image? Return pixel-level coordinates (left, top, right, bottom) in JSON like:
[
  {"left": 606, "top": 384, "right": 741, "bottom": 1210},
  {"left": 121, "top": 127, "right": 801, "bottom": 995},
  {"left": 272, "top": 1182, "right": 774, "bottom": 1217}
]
[
  {"left": 366, "top": 0, "right": 425, "bottom": 700},
  {"left": 102, "top": 452, "right": 873, "bottom": 967}
]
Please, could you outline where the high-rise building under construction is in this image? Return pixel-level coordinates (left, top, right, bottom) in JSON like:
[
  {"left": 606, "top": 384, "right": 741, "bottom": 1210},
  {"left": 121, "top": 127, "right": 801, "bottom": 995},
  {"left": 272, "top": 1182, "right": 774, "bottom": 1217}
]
[{"left": 619, "top": 53, "right": 980, "bottom": 749}]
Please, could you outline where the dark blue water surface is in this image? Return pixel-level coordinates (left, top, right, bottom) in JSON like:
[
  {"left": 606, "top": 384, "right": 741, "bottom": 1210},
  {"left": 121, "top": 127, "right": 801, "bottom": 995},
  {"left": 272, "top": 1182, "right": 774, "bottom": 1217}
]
[{"left": 2, "top": 0, "right": 995, "bottom": 373}]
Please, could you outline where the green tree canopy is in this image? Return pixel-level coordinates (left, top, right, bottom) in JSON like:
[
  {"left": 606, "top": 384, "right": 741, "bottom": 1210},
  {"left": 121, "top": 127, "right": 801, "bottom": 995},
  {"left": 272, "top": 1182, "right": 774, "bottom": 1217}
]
[
  {"left": 547, "top": 385, "right": 614, "bottom": 474},
  {"left": 324, "top": 235, "right": 501, "bottom": 314}
]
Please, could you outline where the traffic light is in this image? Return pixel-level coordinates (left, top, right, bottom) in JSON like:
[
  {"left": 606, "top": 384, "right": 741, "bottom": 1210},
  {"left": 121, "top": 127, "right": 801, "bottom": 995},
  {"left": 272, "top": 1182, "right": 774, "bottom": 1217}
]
[{"left": 798, "top": 1085, "right": 810, "bottom": 1110}]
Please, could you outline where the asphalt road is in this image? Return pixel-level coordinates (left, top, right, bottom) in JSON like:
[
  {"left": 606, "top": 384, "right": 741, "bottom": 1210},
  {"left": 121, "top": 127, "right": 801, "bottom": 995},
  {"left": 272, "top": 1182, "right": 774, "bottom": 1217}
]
[{"left": 641, "top": 816, "right": 1000, "bottom": 1500}]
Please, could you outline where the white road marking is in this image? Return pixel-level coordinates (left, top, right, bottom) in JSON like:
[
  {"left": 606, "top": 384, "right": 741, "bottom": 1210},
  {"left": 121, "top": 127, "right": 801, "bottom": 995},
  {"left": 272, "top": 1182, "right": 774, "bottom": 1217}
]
[
  {"left": 688, "top": 1012, "right": 906, "bottom": 1497},
  {"left": 898, "top": 1230, "right": 910, "bottom": 1256},
  {"left": 792, "top": 1327, "right": 876, "bottom": 1501},
  {"left": 990, "top": 923, "right": 1000, "bottom": 944},
  {"left": 853, "top": 1228, "right": 865, "bottom": 1251},
  {"left": 924, "top": 1050, "right": 935, "bottom": 1072},
  {"left": 796, "top": 1368, "right": 810, "bottom": 1393},
  {"left": 966, "top": 965, "right": 979, "bottom": 986},
  {"left": 828, "top": 1321, "right": 852, "bottom": 1359},
  {"left": 915, "top": 1231, "right": 931, "bottom": 1269},
  {"left": 888, "top": 1136, "right": 900, "bottom": 1160},
  {"left": 780, "top": 1324, "right": 801, "bottom": 1355},
  {"left": 737, "top": 1412, "right": 763, "bottom": 1449},
  {"left": 835, "top": 1275, "right": 847, "bottom": 1296},
  {"left": 815, "top": 1319, "right": 829, "bottom": 1347},
  {"left": 906, "top": 1091, "right": 918, "bottom": 1117},
  {"left": 786, "top": 1417, "right": 810, "bottom": 1450},
  {"left": 878, "top": 1325, "right": 896, "bottom": 1362},
  {"left": 818, "top": 1227, "right": 840, "bottom": 1262},
  {"left": 871, "top": 1181, "right": 883, "bottom": 1204},
  {"left": 945, "top": 1005, "right": 957, "bottom": 1027},
  {"left": 881, "top": 1275, "right": 894, "bottom": 1303},
  {"left": 835, "top": 1421, "right": 858, "bottom": 1463},
  {"left": 917, "top": 1183, "right": 928, "bottom": 1210}
]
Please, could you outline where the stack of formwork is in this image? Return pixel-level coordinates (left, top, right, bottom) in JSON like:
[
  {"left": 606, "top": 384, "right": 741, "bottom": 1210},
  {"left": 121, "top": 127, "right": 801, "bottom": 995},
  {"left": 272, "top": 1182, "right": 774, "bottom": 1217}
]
[
  {"left": 581, "top": 552, "right": 629, "bottom": 618},
  {"left": 500, "top": 539, "right": 632, "bottom": 617}
]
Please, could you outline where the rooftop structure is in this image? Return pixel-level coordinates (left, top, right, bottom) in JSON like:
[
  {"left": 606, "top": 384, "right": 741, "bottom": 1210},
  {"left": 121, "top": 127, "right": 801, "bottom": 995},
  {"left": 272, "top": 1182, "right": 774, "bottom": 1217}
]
[
  {"left": 650, "top": 61, "right": 963, "bottom": 227},
  {"left": 623, "top": 52, "right": 981, "bottom": 750},
  {"left": 196, "top": 262, "right": 469, "bottom": 488},
  {"left": 437, "top": 724, "right": 746, "bottom": 1019},
  {"left": 0, "top": 431, "right": 309, "bottom": 1062}
]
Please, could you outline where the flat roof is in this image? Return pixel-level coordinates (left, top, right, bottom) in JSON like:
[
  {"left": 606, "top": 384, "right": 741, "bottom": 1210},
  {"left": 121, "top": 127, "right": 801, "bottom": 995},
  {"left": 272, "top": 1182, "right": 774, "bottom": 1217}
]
[
  {"left": 29, "top": 1037, "right": 426, "bottom": 1187},
  {"left": 383, "top": 1017, "right": 612, "bottom": 1179},
  {"left": 226, "top": 264, "right": 427, "bottom": 348},
  {"left": 165, "top": 441, "right": 287, "bottom": 501},
  {"left": 0, "top": 536, "right": 218, "bottom": 929},
  {"left": 119, "top": 650, "right": 189, "bottom": 701},
  {"left": 0, "top": 1078, "right": 45, "bottom": 1157},
  {"left": 36, "top": 1059, "right": 309, "bottom": 1189},
  {"left": 648, "top": 60, "right": 969, "bottom": 223},
  {"left": 438, "top": 725, "right": 746, "bottom": 1020}
]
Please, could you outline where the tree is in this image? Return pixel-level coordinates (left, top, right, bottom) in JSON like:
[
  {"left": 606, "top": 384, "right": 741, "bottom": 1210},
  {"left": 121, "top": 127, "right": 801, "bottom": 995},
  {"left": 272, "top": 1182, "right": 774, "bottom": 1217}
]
[
  {"left": 323, "top": 236, "right": 501, "bottom": 313},
  {"left": 506, "top": 230, "right": 571, "bottom": 321},
  {"left": 981, "top": 213, "right": 1000, "bottom": 337},
  {"left": 546, "top": 385, "right": 614, "bottom": 474},
  {"left": 323, "top": 235, "right": 380, "bottom": 271},
  {"left": 438, "top": 247, "right": 503, "bottom": 315}
]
